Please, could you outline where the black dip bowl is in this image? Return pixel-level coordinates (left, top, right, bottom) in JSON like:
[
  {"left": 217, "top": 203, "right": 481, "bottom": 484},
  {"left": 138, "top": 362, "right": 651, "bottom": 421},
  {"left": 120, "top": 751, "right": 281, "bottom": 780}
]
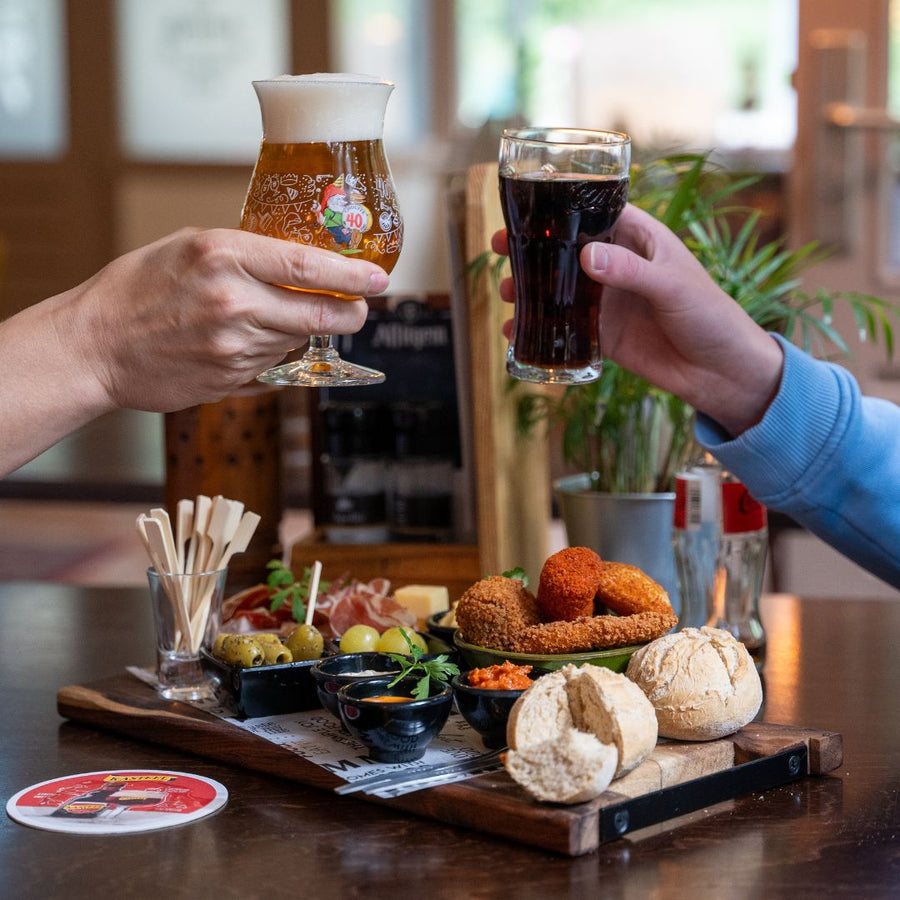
[
  {"left": 451, "top": 668, "right": 547, "bottom": 749},
  {"left": 310, "top": 652, "right": 403, "bottom": 721},
  {"left": 337, "top": 676, "right": 453, "bottom": 763}
]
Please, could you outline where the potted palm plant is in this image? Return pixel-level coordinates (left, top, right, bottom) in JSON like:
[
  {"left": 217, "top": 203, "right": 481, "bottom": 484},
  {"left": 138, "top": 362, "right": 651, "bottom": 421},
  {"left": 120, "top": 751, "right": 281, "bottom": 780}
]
[{"left": 499, "top": 152, "right": 900, "bottom": 605}]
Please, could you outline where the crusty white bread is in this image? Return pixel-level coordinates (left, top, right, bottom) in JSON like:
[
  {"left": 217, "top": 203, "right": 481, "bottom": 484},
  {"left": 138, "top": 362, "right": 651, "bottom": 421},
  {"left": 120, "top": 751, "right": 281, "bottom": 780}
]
[
  {"left": 504, "top": 663, "right": 657, "bottom": 802},
  {"left": 625, "top": 626, "right": 763, "bottom": 741},
  {"left": 504, "top": 668, "right": 573, "bottom": 749},
  {"left": 504, "top": 730, "right": 618, "bottom": 804},
  {"left": 565, "top": 664, "right": 658, "bottom": 777}
]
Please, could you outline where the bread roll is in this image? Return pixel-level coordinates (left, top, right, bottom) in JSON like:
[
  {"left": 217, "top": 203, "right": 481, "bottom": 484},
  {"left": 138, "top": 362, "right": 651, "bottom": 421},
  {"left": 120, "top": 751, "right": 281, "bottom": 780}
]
[
  {"left": 566, "top": 664, "right": 658, "bottom": 777},
  {"left": 504, "top": 731, "right": 618, "bottom": 805},
  {"left": 504, "top": 668, "right": 573, "bottom": 748},
  {"left": 625, "top": 626, "right": 762, "bottom": 741},
  {"left": 505, "top": 663, "right": 657, "bottom": 802}
]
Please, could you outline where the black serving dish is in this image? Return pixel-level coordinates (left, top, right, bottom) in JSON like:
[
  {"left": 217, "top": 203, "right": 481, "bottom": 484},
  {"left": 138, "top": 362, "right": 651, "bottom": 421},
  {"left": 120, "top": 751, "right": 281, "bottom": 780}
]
[
  {"left": 310, "top": 652, "right": 404, "bottom": 721},
  {"left": 337, "top": 676, "right": 453, "bottom": 763},
  {"left": 425, "top": 611, "right": 457, "bottom": 646},
  {"left": 201, "top": 649, "right": 328, "bottom": 719},
  {"left": 451, "top": 668, "right": 547, "bottom": 749}
]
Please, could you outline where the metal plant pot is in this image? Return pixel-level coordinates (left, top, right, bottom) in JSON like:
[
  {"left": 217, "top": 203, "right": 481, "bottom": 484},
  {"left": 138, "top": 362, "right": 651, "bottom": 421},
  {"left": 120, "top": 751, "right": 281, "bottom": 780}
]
[{"left": 553, "top": 474, "right": 679, "bottom": 615}]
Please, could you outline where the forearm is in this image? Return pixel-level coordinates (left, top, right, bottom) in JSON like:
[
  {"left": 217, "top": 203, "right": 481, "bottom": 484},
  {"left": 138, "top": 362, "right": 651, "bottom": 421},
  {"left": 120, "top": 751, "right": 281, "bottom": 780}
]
[
  {"left": 680, "top": 329, "right": 785, "bottom": 438},
  {"left": 0, "top": 287, "right": 113, "bottom": 476},
  {"left": 697, "top": 335, "right": 900, "bottom": 589}
]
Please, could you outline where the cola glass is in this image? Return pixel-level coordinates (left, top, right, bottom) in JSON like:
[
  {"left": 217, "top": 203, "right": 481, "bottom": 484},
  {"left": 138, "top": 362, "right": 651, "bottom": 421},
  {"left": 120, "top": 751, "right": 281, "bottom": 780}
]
[{"left": 499, "top": 128, "right": 630, "bottom": 384}]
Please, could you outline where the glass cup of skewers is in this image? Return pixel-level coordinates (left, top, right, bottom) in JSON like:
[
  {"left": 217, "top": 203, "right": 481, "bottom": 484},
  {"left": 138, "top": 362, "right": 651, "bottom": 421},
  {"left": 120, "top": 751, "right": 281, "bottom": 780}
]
[{"left": 147, "top": 566, "right": 229, "bottom": 701}]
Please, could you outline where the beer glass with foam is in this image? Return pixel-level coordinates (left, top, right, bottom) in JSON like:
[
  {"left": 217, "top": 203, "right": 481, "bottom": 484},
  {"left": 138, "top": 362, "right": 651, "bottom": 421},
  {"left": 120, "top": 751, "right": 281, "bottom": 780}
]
[
  {"left": 499, "top": 128, "right": 630, "bottom": 384},
  {"left": 242, "top": 74, "right": 403, "bottom": 386}
]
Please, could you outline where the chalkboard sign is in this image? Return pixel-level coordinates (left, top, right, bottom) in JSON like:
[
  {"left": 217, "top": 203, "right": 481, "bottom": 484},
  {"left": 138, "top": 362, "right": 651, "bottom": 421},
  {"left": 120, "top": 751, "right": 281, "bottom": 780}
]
[
  {"left": 313, "top": 294, "right": 466, "bottom": 543},
  {"left": 321, "top": 294, "right": 460, "bottom": 458},
  {"left": 326, "top": 294, "right": 458, "bottom": 410}
]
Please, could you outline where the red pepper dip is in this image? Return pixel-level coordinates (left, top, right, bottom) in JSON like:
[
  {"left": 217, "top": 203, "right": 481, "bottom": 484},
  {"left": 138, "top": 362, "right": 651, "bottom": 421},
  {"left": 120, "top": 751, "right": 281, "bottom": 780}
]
[{"left": 467, "top": 661, "right": 533, "bottom": 690}]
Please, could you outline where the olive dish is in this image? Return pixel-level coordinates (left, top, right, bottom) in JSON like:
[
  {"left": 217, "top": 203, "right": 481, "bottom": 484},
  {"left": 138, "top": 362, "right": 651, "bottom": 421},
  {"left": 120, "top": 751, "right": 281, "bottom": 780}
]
[{"left": 201, "top": 649, "right": 330, "bottom": 718}]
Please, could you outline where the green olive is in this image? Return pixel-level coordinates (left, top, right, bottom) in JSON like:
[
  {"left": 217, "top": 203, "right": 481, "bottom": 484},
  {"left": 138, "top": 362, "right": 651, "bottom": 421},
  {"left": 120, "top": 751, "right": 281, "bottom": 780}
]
[
  {"left": 252, "top": 633, "right": 293, "bottom": 665},
  {"left": 212, "top": 633, "right": 229, "bottom": 657},
  {"left": 218, "top": 634, "right": 265, "bottom": 668},
  {"left": 285, "top": 624, "right": 324, "bottom": 661}
]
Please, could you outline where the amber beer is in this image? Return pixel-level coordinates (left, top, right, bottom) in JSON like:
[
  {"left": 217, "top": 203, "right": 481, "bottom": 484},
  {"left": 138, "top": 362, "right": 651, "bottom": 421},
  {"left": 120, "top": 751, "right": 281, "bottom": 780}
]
[{"left": 240, "top": 75, "right": 403, "bottom": 297}]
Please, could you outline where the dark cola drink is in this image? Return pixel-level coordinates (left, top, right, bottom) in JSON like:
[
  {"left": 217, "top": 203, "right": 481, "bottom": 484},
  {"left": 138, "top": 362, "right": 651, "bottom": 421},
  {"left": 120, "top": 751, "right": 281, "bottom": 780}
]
[{"left": 500, "top": 172, "right": 628, "bottom": 382}]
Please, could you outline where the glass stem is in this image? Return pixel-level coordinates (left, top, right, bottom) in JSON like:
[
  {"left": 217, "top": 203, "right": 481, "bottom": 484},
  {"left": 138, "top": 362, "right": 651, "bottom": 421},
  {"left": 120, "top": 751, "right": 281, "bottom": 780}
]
[{"left": 308, "top": 334, "right": 333, "bottom": 351}]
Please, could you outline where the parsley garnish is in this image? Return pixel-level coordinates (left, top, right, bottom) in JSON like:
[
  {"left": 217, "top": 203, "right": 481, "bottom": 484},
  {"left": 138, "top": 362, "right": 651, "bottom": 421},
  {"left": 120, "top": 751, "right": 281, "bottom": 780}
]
[
  {"left": 385, "top": 631, "right": 460, "bottom": 700},
  {"left": 501, "top": 566, "right": 529, "bottom": 588},
  {"left": 266, "top": 560, "right": 330, "bottom": 624}
]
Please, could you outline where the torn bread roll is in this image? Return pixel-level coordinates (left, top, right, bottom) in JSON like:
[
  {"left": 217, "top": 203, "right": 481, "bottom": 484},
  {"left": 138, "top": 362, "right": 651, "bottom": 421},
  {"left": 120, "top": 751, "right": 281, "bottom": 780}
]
[
  {"left": 625, "top": 626, "right": 763, "bottom": 741},
  {"left": 504, "top": 730, "right": 618, "bottom": 805},
  {"left": 565, "top": 665, "right": 659, "bottom": 777},
  {"left": 504, "top": 664, "right": 657, "bottom": 803}
]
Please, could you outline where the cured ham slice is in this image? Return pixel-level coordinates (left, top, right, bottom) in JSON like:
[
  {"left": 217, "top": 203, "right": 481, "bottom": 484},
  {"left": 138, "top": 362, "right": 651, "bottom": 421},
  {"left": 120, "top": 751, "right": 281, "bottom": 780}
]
[
  {"left": 219, "top": 575, "right": 415, "bottom": 638},
  {"left": 318, "top": 576, "right": 416, "bottom": 636}
]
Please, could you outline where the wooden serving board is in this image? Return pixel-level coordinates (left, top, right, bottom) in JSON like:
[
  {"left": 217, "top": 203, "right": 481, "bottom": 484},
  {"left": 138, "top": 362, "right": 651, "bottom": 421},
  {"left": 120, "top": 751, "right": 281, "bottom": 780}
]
[{"left": 57, "top": 675, "right": 842, "bottom": 857}]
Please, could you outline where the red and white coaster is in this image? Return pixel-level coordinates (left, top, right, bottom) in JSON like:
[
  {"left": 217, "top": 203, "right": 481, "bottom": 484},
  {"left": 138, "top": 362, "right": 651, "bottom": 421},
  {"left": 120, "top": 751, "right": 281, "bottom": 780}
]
[{"left": 6, "top": 769, "right": 228, "bottom": 834}]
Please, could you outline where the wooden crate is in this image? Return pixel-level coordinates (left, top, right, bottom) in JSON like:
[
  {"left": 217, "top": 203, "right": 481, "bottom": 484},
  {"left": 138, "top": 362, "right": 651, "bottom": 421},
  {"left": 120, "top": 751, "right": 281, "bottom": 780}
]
[{"left": 291, "top": 538, "right": 482, "bottom": 604}]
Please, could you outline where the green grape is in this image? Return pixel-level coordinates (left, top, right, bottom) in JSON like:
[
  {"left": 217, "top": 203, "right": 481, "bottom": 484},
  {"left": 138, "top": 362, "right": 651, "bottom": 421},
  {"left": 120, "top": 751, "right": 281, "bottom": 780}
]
[
  {"left": 339, "top": 624, "right": 381, "bottom": 653},
  {"left": 376, "top": 626, "right": 428, "bottom": 655},
  {"left": 285, "top": 624, "right": 324, "bottom": 661}
]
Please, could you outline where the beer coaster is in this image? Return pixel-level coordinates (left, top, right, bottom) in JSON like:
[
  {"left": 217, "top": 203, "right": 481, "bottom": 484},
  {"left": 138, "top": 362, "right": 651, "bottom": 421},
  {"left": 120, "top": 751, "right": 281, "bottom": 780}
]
[{"left": 6, "top": 769, "right": 228, "bottom": 834}]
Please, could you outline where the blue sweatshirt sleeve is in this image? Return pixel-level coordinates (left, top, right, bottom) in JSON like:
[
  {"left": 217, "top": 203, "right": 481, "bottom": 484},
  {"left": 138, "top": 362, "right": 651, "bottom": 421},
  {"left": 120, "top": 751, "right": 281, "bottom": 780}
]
[{"left": 695, "top": 333, "right": 900, "bottom": 589}]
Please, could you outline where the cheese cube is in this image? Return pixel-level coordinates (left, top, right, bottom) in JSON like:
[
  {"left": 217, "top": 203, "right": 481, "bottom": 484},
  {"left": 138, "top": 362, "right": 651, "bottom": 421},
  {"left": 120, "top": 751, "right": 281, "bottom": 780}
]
[{"left": 394, "top": 584, "right": 451, "bottom": 625}]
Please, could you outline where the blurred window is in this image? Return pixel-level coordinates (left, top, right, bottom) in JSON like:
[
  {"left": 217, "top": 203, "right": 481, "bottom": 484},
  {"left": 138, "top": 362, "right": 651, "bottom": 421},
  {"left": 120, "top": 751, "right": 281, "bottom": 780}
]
[
  {"left": 455, "top": 0, "right": 798, "bottom": 162},
  {"left": 0, "top": 0, "right": 67, "bottom": 159},
  {"left": 890, "top": 0, "right": 900, "bottom": 116},
  {"left": 330, "top": 0, "right": 430, "bottom": 151},
  {"left": 887, "top": 1, "right": 900, "bottom": 271},
  {"left": 116, "top": 0, "right": 289, "bottom": 162}
]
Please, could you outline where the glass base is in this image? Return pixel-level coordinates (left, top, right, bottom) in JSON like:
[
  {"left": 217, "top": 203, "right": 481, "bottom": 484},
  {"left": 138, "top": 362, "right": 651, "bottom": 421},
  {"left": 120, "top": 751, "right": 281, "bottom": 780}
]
[
  {"left": 257, "top": 345, "right": 385, "bottom": 387},
  {"left": 158, "top": 682, "right": 215, "bottom": 702},
  {"left": 506, "top": 351, "right": 602, "bottom": 384},
  {"left": 157, "top": 652, "right": 214, "bottom": 701}
]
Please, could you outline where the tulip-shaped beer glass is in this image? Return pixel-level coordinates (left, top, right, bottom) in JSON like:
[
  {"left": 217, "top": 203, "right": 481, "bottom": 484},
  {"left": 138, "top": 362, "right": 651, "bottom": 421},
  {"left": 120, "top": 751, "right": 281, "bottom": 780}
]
[{"left": 241, "top": 74, "right": 403, "bottom": 386}]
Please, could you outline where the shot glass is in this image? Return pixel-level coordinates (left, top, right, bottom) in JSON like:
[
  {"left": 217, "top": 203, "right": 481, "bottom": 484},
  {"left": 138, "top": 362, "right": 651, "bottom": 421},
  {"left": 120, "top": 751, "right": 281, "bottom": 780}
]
[
  {"left": 147, "top": 566, "right": 228, "bottom": 701},
  {"left": 499, "top": 128, "right": 630, "bottom": 384}
]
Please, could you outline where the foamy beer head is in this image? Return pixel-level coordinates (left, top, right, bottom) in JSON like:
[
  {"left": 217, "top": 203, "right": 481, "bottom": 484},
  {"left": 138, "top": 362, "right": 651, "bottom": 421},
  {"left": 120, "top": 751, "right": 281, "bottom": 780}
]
[
  {"left": 252, "top": 73, "right": 394, "bottom": 143},
  {"left": 241, "top": 72, "right": 403, "bottom": 278}
]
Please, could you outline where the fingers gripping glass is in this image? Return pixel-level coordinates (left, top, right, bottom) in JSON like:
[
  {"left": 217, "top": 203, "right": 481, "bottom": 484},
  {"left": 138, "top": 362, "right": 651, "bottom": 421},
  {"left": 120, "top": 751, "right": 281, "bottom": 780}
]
[{"left": 241, "top": 74, "right": 403, "bottom": 387}]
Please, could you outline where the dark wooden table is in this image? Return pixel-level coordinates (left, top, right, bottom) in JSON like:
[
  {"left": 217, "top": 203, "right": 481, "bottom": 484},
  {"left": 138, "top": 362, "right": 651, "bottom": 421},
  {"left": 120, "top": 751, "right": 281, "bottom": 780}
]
[{"left": 2, "top": 583, "right": 900, "bottom": 898}]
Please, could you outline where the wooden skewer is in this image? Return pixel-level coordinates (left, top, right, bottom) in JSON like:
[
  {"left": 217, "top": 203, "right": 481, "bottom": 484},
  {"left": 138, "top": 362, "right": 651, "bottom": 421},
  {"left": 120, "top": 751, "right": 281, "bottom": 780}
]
[
  {"left": 215, "top": 511, "right": 262, "bottom": 570},
  {"left": 175, "top": 499, "right": 194, "bottom": 574},
  {"left": 143, "top": 513, "right": 178, "bottom": 574},
  {"left": 135, "top": 515, "right": 153, "bottom": 565},
  {"left": 186, "top": 494, "right": 212, "bottom": 575},
  {"left": 204, "top": 496, "right": 235, "bottom": 575},
  {"left": 305, "top": 560, "right": 323, "bottom": 627},
  {"left": 149, "top": 508, "right": 177, "bottom": 564}
]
